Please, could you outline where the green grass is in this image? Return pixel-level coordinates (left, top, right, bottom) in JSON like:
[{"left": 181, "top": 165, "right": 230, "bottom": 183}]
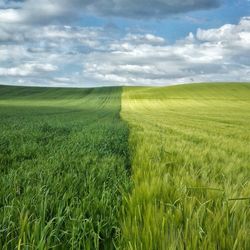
[
  {"left": 121, "top": 83, "right": 250, "bottom": 250},
  {"left": 1, "top": 83, "right": 250, "bottom": 249},
  {"left": 0, "top": 85, "right": 131, "bottom": 249}
]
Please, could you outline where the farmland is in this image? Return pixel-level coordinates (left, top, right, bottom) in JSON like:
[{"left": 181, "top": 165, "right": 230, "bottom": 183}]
[
  {"left": 0, "top": 83, "right": 250, "bottom": 249},
  {"left": 0, "top": 86, "right": 130, "bottom": 249},
  {"left": 121, "top": 83, "right": 250, "bottom": 249}
]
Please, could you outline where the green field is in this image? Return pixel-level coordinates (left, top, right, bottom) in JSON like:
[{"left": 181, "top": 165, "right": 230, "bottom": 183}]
[
  {"left": 0, "top": 83, "right": 250, "bottom": 249},
  {"left": 0, "top": 86, "right": 130, "bottom": 249},
  {"left": 121, "top": 83, "right": 250, "bottom": 249}
]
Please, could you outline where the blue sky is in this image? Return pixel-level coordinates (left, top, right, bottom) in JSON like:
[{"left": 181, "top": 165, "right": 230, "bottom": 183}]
[
  {"left": 78, "top": 0, "right": 250, "bottom": 42},
  {"left": 0, "top": 0, "right": 249, "bottom": 87}
]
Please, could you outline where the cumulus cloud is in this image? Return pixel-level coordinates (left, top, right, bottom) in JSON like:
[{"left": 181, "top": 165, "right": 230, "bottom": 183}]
[
  {"left": 123, "top": 33, "right": 166, "bottom": 45},
  {"left": 80, "top": 17, "right": 250, "bottom": 85},
  {"left": 0, "top": 0, "right": 89, "bottom": 25},
  {"left": 0, "top": 63, "right": 57, "bottom": 77},
  {"left": 0, "top": 0, "right": 221, "bottom": 24},
  {"left": 0, "top": 17, "right": 250, "bottom": 86},
  {"left": 197, "top": 17, "right": 250, "bottom": 43}
]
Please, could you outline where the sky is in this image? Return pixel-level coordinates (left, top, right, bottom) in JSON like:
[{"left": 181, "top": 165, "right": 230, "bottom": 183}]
[{"left": 0, "top": 0, "right": 250, "bottom": 87}]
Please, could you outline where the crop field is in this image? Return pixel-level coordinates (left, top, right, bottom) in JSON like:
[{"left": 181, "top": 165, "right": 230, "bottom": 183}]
[
  {"left": 0, "top": 83, "right": 250, "bottom": 249},
  {"left": 0, "top": 86, "right": 130, "bottom": 249},
  {"left": 121, "top": 83, "right": 250, "bottom": 249}
]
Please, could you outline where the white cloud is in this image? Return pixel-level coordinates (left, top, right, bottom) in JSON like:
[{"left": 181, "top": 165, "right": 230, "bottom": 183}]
[
  {"left": 81, "top": 16, "right": 250, "bottom": 85},
  {"left": 0, "top": 63, "right": 57, "bottom": 77},
  {"left": 0, "top": 0, "right": 70, "bottom": 24},
  {"left": 123, "top": 33, "right": 166, "bottom": 45},
  {"left": 0, "top": 8, "right": 22, "bottom": 22},
  {"left": 0, "top": 17, "right": 250, "bottom": 87},
  {"left": 0, "top": 0, "right": 221, "bottom": 24}
]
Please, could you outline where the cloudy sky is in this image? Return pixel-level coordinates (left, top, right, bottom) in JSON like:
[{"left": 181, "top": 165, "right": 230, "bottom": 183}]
[{"left": 0, "top": 0, "right": 250, "bottom": 87}]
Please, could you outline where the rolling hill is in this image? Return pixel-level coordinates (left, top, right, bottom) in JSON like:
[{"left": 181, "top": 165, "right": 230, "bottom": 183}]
[
  {"left": 0, "top": 83, "right": 249, "bottom": 249},
  {"left": 121, "top": 83, "right": 250, "bottom": 249}
]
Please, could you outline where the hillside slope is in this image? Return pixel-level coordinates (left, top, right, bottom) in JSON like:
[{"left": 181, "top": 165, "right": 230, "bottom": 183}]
[
  {"left": 0, "top": 86, "right": 130, "bottom": 249},
  {"left": 121, "top": 83, "right": 250, "bottom": 250}
]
